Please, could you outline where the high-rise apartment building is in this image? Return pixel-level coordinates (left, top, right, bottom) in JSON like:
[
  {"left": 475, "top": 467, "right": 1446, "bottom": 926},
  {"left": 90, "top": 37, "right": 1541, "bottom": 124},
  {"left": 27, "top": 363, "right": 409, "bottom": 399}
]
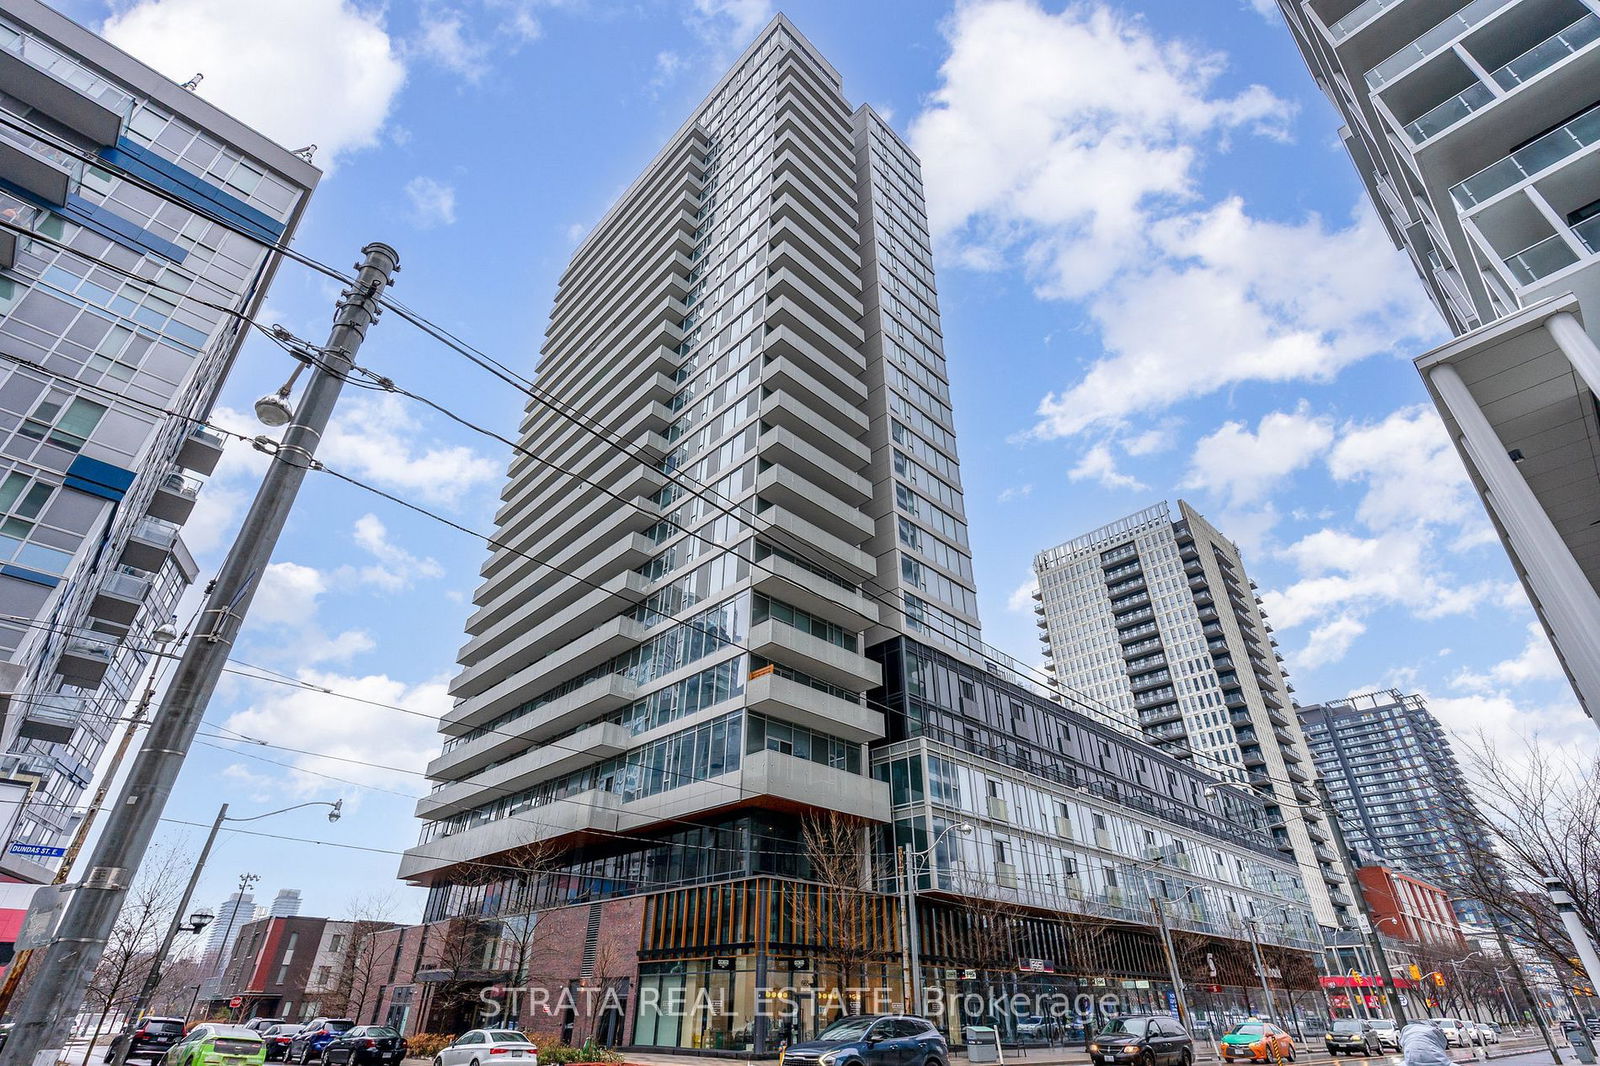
[
  {"left": 400, "top": 17, "right": 1324, "bottom": 1047},
  {"left": 201, "top": 888, "right": 256, "bottom": 973},
  {"left": 1273, "top": 0, "right": 1600, "bottom": 728},
  {"left": 268, "top": 888, "right": 303, "bottom": 919},
  {"left": 0, "top": 0, "right": 317, "bottom": 877},
  {"left": 1299, "top": 690, "right": 1500, "bottom": 921},
  {"left": 1033, "top": 501, "right": 1352, "bottom": 935}
]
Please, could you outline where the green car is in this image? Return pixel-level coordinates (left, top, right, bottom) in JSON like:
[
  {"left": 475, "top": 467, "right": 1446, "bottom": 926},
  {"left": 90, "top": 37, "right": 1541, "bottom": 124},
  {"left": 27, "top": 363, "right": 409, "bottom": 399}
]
[{"left": 167, "top": 1025, "right": 267, "bottom": 1066}]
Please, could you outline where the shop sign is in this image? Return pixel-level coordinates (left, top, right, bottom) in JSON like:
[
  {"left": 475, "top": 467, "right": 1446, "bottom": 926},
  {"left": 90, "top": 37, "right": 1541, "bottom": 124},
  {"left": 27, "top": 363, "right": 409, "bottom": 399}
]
[
  {"left": 1017, "top": 958, "right": 1054, "bottom": 973},
  {"left": 712, "top": 956, "right": 737, "bottom": 971}
]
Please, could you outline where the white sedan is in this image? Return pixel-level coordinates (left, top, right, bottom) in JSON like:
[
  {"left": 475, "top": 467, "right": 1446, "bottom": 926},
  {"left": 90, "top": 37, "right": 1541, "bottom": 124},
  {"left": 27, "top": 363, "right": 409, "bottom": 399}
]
[{"left": 432, "top": 1031, "right": 539, "bottom": 1066}]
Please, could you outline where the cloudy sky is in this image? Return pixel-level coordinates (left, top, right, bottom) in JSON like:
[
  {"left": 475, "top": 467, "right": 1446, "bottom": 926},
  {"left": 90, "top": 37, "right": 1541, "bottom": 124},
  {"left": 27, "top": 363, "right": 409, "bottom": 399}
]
[{"left": 48, "top": 0, "right": 1599, "bottom": 921}]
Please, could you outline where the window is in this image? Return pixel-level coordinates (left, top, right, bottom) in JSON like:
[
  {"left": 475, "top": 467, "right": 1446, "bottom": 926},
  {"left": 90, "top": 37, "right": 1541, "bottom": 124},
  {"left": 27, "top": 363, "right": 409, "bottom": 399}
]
[
  {"left": 275, "top": 964, "right": 289, "bottom": 984},
  {"left": 0, "top": 473, "right": 70, "bottom": 574},
  {"left": 329, "top": 934, "right": 344, "bottom": 953},
  {"left": 993, "top": 839, "right": 1009, "bottom": 864},
  {"left": 18, "top": 397, "right": 106, "bottom": 453}
]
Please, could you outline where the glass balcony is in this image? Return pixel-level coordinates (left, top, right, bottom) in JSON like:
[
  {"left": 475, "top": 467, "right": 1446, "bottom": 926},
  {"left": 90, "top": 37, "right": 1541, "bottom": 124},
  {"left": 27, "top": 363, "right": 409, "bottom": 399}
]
[
  {"left": 1575, "top": 214, "right": 1600, "bottom": 254},
  {"left": 1504, "top": 233, "right": 1580, "bottom": 285},
  {"left": 1366, "top": 0, "right": 1518, "bottom": 88},
  {"left": 0, "top": 121, "right": 84, "bottom": 185},
  {"left": 1492, "top": 12, "right": 1600, "bottom": 89},
  {"left": 1329, "top": 0, "right": 1403, "bottom": 41},
  {"left": 1405, "top": 82, "right": 1495, "bottom": 142},
  {"left": 0, "top": 23, "right": 136, "bottom": 120}
]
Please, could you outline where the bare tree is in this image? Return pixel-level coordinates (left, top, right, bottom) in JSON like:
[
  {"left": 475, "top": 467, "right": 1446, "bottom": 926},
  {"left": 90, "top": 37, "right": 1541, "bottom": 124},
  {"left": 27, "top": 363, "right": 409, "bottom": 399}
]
[
  {"left": 317, "top": 893, "right": 397, "bottom": 1022},
  {"left": 83, "top": 848, "right": 188, "bottom": 1061},
  {"left": 1425, "top": 734, "right": 1597, "bottom": 969},
  {"left": 419, "top": 914, "right": 496, "bottom": 1033},
  {"left": 484, "top": 843, "right": 562, "bottom": 999},
  {"left": 792, "top": 812, "right": 886, "bottom": 1016}
]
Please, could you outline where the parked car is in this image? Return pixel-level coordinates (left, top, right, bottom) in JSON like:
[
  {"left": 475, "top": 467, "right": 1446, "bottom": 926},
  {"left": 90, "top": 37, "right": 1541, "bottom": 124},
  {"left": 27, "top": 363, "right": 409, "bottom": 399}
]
[
  {"left": 1365, "top": 1020, "right": 1400, "bottom": 1050},
  {"left": 165, "top": 1025, "right": 265, "bottom": 1066},
  {"left": 1017, "top": 1016, "right": 1065, "bottom": 1044},
  {"left": 773, "top": 1016, "right": 946, "bottom": 1066},
  {"left": 0, "top": 1023, "right": 12, "bottom": 1055},
  {"left": 1218, "top": 1021, "right": 1295, "bottom": 1063},
  {"left": 287, "top": 1020, "right": 356, "bottom": 1065},
  {"left": 105, "top": 1017, "right": 188, "bottom": 1062},
  {"left": 319, "top": 1027, "right": 407, "bottom": 1066},
  {"left": 244, "top": 1020, "right": 286, "bottom": 1035},
  {"left": 1088, "top": 1015, "right": 1194, "bottom": 1066},
  {"left": 1430, "top": 1019, "right": 1471, "bottom": 1047},
  {"left": 262, "top": 1026, "right": 302, "bottom": 1062},
  {"left": 1323, "top": 1020, "right": 1380, "bottom": 1056}
]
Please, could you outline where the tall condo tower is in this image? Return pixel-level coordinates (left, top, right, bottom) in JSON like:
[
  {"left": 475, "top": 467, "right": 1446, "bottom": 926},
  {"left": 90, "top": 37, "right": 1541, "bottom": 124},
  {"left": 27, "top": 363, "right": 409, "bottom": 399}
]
[
  {"left": 1033, "top": 501, "right": 1352, "bottom": 934},
  {"left": 1274, "top": 0, "right": 1600, "bottom": 727},
  {"left": 1299, "top": 690, "right": 1501, "bottom": 922},
  {"left": 0, "top": 0, "right": 318, "bottom": 878},
  {"left": 400, "top": 17, "right": 1323, "bottom": 1046}
]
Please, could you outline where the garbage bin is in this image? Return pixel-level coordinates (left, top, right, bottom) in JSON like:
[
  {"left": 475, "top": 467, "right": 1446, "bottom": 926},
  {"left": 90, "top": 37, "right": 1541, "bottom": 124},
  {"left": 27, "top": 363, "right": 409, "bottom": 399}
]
[
  {"left": 1573, "top": 1027, "right": 1598, "bottom": 1066},
  {"left": 966, "top": 1026, "right": 1002, "bottom": 1065}
]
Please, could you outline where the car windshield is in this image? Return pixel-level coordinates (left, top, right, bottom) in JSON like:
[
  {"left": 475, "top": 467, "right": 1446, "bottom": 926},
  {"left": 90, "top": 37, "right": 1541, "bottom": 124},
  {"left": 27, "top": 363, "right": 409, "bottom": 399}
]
[
  {"left": 144, "top": 1022, "right": 184, "bottom": 1035},
  {"left": 326, "top": 1022, "right": 355, "bottom": 1032},
  {"left": 210, "top": 1028, "right": 260, "bottom": 1040},
  {"left": 1437, "top": 1020, "right": 1460, "bottom": 1027},
  {"left": 1331, "top": 1022, "right": 1365, "bottom": 1034},
  {"left": 817, "top": 1018, "right": 879, "bottom": 1042},
  {"left": 368, "top": 1029, "right": 400, "bottom": 1038},
  {"left": 1230, "top": 1024, "right": 1265, "bottom": 1037},
  {"left": 488, "top": 1033, "right": 529, "bottom": 1044},
  {"left": 1100, "top": 1019, "right": 1150, "bottom": 1037}
]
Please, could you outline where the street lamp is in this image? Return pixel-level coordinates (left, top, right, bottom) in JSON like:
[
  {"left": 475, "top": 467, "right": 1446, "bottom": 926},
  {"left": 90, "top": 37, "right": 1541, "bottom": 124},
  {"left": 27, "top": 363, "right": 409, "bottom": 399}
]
[
  {"left": 119, "top": 798, "right": 343, "bottom": 1059},
  {"left": 899, "top": 821, "right": 973, "bottom": 1014}
]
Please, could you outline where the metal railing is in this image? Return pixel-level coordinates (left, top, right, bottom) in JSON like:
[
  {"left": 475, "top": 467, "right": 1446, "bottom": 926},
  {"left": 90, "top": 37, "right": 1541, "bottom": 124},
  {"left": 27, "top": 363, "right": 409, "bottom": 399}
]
[
  {"left": 1504, "top": 232, "right": 1580, "bottom": 285},
  {"left": 1405, "top": 81, "right": 1494, "bottom": 142},
  {"left": 1365, "top": 0, "right": 1517, "bottom": 87},
  {"left": 1329, "top": 0, "right": 1403, "bottom": 40},
  {"left": 1453, "top": 105, "right": 1600, "bottom": 209},
  {"left": 1491, "top": 11, "right": 1600, "bottom": 89}
]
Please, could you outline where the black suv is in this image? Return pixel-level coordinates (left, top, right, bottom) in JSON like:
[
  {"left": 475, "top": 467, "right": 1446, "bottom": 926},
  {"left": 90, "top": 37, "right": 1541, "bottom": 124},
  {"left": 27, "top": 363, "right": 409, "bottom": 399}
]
[
  {"left": 105, "top": 1017, "right": 187, "bottom": 1063},
  {"left": 1324, "top": 1020, "right": 1380, "bottom": 1056},
  {"left": 1089, "top": 1016, "right": 1193, "bottom": 1066},
  {"left": 780, "top": 1015, "right": 948, "bottom": 1066}
]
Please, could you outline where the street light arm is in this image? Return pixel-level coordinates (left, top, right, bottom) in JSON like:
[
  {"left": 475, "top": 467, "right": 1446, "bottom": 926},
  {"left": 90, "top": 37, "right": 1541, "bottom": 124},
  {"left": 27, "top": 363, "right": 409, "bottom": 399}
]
[{"left": 225, "top": 799, "right": 341, "bottom": 823}]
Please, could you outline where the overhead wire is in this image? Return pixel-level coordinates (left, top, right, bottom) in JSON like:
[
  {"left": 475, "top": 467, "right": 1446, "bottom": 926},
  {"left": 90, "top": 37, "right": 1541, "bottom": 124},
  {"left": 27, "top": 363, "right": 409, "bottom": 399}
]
[{"left": 0, "top": 101, "right": 1345, "bottom": 876}]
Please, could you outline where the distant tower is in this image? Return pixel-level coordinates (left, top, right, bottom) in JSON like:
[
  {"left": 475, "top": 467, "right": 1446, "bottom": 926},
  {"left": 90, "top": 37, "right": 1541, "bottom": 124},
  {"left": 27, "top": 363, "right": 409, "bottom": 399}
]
[
  {"left": 200, "top": 889, "right": 255, "bottom": 974},
  {"left": 269, "top": 888, "right": 302, "bottom": 918}
]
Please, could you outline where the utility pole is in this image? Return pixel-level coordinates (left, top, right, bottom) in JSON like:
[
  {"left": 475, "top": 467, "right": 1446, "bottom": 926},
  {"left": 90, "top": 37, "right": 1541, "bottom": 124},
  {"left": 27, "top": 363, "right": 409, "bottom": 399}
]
[
  {"left": 1150, "top": 896, "right": 1193, "bottom": 1029},
  {"left": 1244, "top": 918, "right": 1280, "bottom": 1025},
  {"left": 1491, "top": 922, "right": 1560, "bottom": 1064},
  {"left": 902, "top": 842, "right": 925, "bottom": 1015},
  {"left": 0, "top": 243, "right": 398, "bottom": 1065},
  {"left": 117, "top": 803, "right": 227, "bottom": 1057}
]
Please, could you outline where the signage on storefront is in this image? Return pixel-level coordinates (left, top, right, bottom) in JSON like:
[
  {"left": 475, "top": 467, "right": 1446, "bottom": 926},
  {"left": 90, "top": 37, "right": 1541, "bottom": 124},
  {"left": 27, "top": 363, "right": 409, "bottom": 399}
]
[
  {"left": 783, "top": 957, "right": 811, "bottom": 972},
  {"left": 963, "top": 969, "right": 978, "bottom": 980},
  {"left": 1017, "top": 958, "right": 1054, "bottom": 973},
  {"left": 712, "top": 956, "right": 737, "bottom": 971}
]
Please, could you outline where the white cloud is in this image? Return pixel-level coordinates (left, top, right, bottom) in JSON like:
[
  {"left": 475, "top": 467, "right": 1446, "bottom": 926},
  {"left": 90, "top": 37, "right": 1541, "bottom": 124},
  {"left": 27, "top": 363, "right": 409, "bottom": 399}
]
[
  {"left": 1327, "top": 404, "right": 1478, "bottom": 534},
  {"left": 1182, "top": 404, "right": 1333, "bottom": 507},
  {"left": 103, "top": 0, "right": 406, "bottom": 168},
  {"left": 322, "top": 393, "right": 500, "bottom": 509},
  {"left": 1296, "top": 614, "right": 1364, "bottom": 669},
  {"left": 413, "top": 8, "right": 490, "bottom": 80},
  {"left": 250, "top": 562, "right": 376, "bottom": 664},
  {"left": 1007, "top": 580, "right": 1038, "bottom": 613},
  {"left": 997, "top": 484, "right": 1033, "bottom": 503},
  {"left": 908, "top": 1, "right": 1436, "bottom": 436},
  {"left": 404, "top": 176, "right": 458, "bottom": 228},
  {"left": 1451, "top": 622, "right": 1564, "bottom": 692},
  {"left": 410, "top": 2, "right": 545, "bottom": 81},
  {"left": 1124, "top": 425, "right": 1177, "bottom": 456},
  {"left": 350, "top": 513, "right": 444, "bottom": 591},
  {"left": 222, "top": 670, "right": 449, "bottom": 791},
  {"left": 1068, "top": 441, "right": 1147, "bottom": 492},
  {"left": 688, "top": 0, "right": 774, "bottom": 56}
]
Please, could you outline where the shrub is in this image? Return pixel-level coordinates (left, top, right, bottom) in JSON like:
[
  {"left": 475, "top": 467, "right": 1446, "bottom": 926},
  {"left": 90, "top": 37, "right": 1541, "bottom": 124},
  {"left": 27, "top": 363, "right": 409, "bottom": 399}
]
[{"left": 406, "top": 1033, "right": 456, "bottom": 1060}]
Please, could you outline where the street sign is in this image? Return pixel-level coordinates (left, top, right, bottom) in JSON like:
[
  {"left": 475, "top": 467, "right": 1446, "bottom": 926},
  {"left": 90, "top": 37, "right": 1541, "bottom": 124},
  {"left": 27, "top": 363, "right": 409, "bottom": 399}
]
[
  {"left": 1166, "top": 990, "right": 1179, "bottom": 1017},
  {"left": 15, "top": 884, "right": 71, "bottom": 950},
  {"left": 6, "top": 841, "right": 65, "bottom": 859},
  {"left": 229, "top": 996, "right": 242, "bottom": 1008}
]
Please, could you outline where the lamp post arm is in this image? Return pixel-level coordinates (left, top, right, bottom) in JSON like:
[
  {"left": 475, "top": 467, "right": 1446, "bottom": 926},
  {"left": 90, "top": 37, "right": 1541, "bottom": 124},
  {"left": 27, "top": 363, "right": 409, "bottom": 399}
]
[{"left": 225, "top": 800, "right": 338, "bottom": 823}]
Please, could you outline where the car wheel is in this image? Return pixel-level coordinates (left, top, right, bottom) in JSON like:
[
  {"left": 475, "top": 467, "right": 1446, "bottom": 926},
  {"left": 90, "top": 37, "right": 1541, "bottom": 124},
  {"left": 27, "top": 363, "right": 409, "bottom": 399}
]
[
  {"left": 1181, "top": 1049, "right": 1193, "bottom": 1066},
  {"left": 432, "top": 1059, "right": 444, "bottom": 1066},
  {"left": 1286, "top": 1045, "right": 1296, "bottom": 1062},
  {"left": 1138, "top": 1051, "right": 1156, "bottom": 1066}
]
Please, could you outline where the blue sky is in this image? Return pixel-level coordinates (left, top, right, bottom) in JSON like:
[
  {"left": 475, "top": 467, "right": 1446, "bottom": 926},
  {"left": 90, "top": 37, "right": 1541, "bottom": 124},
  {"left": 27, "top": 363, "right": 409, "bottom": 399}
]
[{"left": 48, "top": 0, "right": 1600, "bottom": 923}]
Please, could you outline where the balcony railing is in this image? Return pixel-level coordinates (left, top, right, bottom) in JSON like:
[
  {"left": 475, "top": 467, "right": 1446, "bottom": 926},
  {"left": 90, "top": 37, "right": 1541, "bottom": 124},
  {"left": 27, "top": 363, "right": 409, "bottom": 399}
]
[
  {"left": 0, "top": 121, "right": 84, "bottom": 187},
  {"left": 1491, "top": 12, "right": 1600, "bottom": 90},
  {"left": 1576, "top": 214, "right": 1600, "bottom": 254},
  {"left": 0, "top": 24, "right": 136, "bottom": 119},
  {"left": 159, "top": 472, "right": 202, "bottom": 499},
  {"left": 1453, "top": 105, "right": 1600, "bottom": 209},
  {"left": 1405, "top": 82, "right": 1495, "bottom": 143},
  {"left": 1505, "top": 232, "right": 1581, "bottom": 285},
  {"left": 1329, "top": 0, "right": 1402, "bottom": 40},
  {"left": 1365, "top": 0, "right": 1517, "bottom": 88}
]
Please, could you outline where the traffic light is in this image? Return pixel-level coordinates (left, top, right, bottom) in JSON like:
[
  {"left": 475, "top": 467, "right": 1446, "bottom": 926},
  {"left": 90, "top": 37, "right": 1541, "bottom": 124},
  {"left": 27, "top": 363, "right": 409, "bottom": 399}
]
[
  {"left": 1433, "top": 972, "right": 1446, "bottom": 986},
  {"left": 1409, "top": 965, "right": 1422, "bottom": 982}
]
